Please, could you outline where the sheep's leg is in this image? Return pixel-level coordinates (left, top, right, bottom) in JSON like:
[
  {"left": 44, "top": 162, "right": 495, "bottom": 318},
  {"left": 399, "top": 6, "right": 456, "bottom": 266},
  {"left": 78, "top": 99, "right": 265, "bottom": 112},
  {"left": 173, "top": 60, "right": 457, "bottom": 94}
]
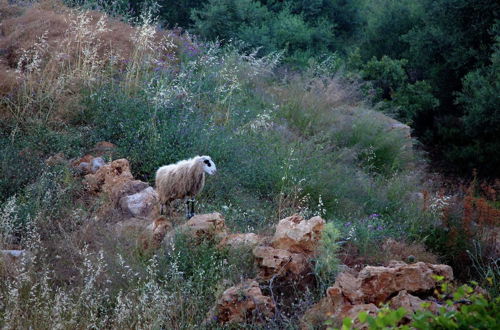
[
  {"left": 185, "top": 198, "right": 195, "bottom": 219},
  {"left": 185, "top": 198, "right": 191, "bottom": 219},
  {"left": 190, "top": 199, "right": 196, "bottom": 218}
]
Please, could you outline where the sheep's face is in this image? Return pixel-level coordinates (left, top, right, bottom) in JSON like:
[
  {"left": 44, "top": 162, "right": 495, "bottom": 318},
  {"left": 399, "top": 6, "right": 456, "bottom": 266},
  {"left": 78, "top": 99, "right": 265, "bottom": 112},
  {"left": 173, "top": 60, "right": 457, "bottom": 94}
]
[{"left": 201, "top": 156, "right": 216, "bottom": 175}]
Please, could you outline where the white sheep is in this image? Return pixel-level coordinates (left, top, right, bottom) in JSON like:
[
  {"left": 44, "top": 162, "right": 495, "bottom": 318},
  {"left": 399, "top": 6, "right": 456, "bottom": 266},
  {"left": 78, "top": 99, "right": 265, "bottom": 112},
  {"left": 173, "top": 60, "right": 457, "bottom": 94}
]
[{"left": 155, "top": 155, "right": 217, "bottom": 218}]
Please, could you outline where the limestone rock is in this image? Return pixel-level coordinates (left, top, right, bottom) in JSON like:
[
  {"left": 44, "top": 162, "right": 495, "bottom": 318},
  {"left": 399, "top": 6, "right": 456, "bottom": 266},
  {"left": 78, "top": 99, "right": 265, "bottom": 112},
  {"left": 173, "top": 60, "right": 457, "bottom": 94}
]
[
  {"left": 77, "top": 162, "right": 91, "bottom": 174},
  {"left": 119, "top": 187, "right": 158, "bottom": 218},
  {"left": 301, "top": 261, "right": 453, "bottom": 328},
  {"left": 253, "top": 246, "right": 309, "bottom": 281},
  {"left": 90, "top": 157, "right": 106, "bottom": 173},
  {"left": 389, "top": 290, "right": 439, "bottom": 315},
  {"left": 184, "top": 212, "right": 227, "bottom": 241},
  {"left": 353, "top": 261, "right": 453, "bottom": 304},
  {"left": 272, "top": 214, "right": 325, "bottom": 255},
  {"left": 139, "top": 216, "right": 173, "bottom": 250},
  {"left": 210, "top": 279, "right": 275, "bottom": 324},
  {"left": 84, "top": 158, "right": 134, "bottom": 194}
]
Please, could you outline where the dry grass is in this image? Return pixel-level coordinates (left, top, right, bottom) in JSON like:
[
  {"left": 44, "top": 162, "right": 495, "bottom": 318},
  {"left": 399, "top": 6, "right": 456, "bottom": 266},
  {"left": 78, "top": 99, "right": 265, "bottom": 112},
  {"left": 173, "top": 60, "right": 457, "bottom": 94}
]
[{"left": 0, "top": 0, "right": 182, "bottom": 123}]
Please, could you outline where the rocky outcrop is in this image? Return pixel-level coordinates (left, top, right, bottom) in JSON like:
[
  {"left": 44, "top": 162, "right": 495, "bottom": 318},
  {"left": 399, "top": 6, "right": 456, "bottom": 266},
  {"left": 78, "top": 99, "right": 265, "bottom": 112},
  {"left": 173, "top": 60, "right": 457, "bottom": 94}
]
[
  {"left": 183, "top": 212, "right": 228, "bottom": 241},
  {"left": 253, "top": 246, "right": 309, "bottom": 281},
  {"left": 272, "top": 214, "right": 325, "bottom": 255},
  {"left": 84, "top": 158, "right": 134, "bottom": 194},
  {"left": 82, "top": 158, "right": 159, "bottom": 220},
  {"left": 253, "top": 215, "right": 325, "bottom": 282},
  {"left": 301, "top": 261, "right": 453, "bottom": 328},
  {"left": 207, "top": 280, "right": 275, "bottom": 324},
  {"left": 119, "top": 186, "right": 158, "bottom": 218},
  {"left": 389, "top": 290, "right": 439, "bottom": 315}
]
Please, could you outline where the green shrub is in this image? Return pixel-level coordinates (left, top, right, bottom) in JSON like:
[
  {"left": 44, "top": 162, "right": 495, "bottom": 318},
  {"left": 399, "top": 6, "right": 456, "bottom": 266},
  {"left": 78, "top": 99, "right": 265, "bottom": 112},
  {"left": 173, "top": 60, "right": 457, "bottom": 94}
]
[
  {"left": 362, "top": 56, "right": 408, "bottom": 100},
  {"left": 391, "top": 80, "right": 439, "bottom": 125},
  {"left": 314, "top": 222, "right": 341, "bottom": 291}
]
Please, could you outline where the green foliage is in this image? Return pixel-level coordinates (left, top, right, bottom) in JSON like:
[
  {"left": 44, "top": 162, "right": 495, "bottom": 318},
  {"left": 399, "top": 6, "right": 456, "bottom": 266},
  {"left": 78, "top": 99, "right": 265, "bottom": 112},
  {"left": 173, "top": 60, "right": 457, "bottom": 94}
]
[
  {"left": 314, "top": 222, "right": 340, "bottom": 290},
  {"left": 362, "top": 56, "right": 408, "bottom": 100},
  {"left": 453, "top": 40, "right": 500, "bottom": 174},
  {"left": 391, "top": 80, "right": 439, "bottom": 125},
  {"left": 191, "top": 0, "right": 333, "bottom": 65},
  {"left": 0, "top": 123, "right": 89, "bottom": 203},
  {"left": 360, "top": 0, "right": 424, "bottom": 59}
]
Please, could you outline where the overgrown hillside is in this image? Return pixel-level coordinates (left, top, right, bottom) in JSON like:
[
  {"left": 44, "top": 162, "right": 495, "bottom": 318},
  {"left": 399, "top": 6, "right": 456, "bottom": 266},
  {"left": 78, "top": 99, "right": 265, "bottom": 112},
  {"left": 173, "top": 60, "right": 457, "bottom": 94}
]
[
  {"left": 0, "top": 1, "right": 498, "bottom": 328},
  {"left": 69, "top": 0, "right": 500, "bottom": 177}
]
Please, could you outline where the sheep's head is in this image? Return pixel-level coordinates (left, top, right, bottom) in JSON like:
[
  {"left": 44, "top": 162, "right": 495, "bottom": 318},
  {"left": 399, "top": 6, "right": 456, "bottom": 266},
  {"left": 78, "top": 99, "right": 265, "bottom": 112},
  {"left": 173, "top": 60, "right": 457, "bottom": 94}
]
[{"left": 200, "top": 155, "right": 216, "bottom": 175}]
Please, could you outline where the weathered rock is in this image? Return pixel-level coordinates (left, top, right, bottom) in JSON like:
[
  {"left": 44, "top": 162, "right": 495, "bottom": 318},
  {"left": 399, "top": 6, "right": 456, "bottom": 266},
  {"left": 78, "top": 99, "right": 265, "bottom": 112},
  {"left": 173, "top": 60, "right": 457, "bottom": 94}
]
[
  {"left": 119, "top": 187, "right": 158, "bottom": 218},
  {"left": 253, "top": 246, "right": 309, "bottom": 281},
  {"left": 209, "top": 279, "right": 275, "bottom": 324},
  {"left": 272, "top": 214, "right": 325, "bottom": 255},
  {"left": 353, "top": 261, "right": 453, "bottom": 305},
  {"left": 84, "top": 158, "right": 134, "bottom": 194},
  {"left": 301, "top": 262, "right": 453, "bottom": 329},
  {"left": 77, "top": 162, "right": 91, "bottom": 174},
  {"left": 184, "top": 212, "right": 227, "bottom": 241},
  {"left": 110, "top": 180, "right": 149, "bottom": 206},
  {"left": 90, "top": 157, "right": 106, "bottom": 173},
  {"left": 389, "top": 290, "right": 439, "bottom": 315},
  {"left": 219, "top": 233, "right": 263, "bottom": 249},
  {"left": 138, "top": 216, "right": 173, "bottom": 250},
  {"left": 151, "top": 216, "right": 172, "bottom": 247}
]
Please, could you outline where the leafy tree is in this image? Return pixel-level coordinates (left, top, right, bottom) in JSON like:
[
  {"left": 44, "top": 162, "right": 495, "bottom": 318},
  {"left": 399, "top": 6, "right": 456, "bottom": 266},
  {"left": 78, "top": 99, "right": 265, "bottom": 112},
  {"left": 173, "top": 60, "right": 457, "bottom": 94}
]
[
  {"left": 362, "top": 56, "right": 408, "bottom": 100},
  {"left": 454, "top": 38, "right": 500, "bottom": 175},
  {"left": 360, "top": 0, "right": 424, "bottom": 60}
]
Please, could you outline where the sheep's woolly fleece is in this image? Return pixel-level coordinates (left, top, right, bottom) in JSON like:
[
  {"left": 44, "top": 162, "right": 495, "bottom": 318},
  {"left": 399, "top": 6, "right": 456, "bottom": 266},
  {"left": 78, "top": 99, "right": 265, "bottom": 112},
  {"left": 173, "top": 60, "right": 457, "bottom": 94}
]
[{"left": 155, "top": 156, "right": 216, "bottom": 206}]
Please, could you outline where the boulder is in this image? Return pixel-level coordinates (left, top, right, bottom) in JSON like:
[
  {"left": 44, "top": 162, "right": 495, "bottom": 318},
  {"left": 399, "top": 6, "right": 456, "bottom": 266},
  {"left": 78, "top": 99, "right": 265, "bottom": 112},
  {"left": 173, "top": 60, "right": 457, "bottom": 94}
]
[
  {"left": 119, "top": 187, "right": 158, "bottom": 218},
  {"left": 253, "top": 246, "right": 309, "bottom": 281},
  {"left": 184, "top": 212, "right": 227, "bottom": 241},
  {"left": 389, "top": 290, "right": 439, "bottom": 315},
  {"left": 84, "top": 158, "right": 134, "bottom": 194},
  {"left": 272, "top": 214, "right": 325, "bottom": 255},
  {"left": 90, "top": 157, "right": 106, "bottom": 173},
  {"left": 301, "top": 261, "right": 453, "bottom": 328},
  {"left": 209, "top": 279, "right": 275, "bottom": 324},
  {"left": 77, "top": 162, "right": 91, "bottom": 174},
  {"left": 139, "top": 216, "right": 173, "bottom": 250},
  {"left": 352, "top": 261, "right": 453, "bottom": 305},
  {"left": 219, "top": 233, "right": 264, "bottom": 249}
]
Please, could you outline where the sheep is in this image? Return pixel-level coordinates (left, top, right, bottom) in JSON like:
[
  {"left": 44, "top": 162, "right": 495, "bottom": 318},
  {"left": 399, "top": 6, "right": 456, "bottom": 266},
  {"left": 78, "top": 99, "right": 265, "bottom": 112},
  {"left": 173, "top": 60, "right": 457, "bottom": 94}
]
[{"left": 155, "top": 155, "right": 217, "bottom": 219}]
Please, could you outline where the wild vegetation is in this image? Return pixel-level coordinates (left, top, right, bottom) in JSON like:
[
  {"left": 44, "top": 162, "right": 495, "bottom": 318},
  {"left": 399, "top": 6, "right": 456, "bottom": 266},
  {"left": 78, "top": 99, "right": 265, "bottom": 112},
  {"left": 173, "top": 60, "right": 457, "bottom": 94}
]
[
  {"left": 67, "top": 0, "right": 499, "bottom": 177},
  {"left": 0, "top": 0, "right": 498, "bottom": 328}
]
